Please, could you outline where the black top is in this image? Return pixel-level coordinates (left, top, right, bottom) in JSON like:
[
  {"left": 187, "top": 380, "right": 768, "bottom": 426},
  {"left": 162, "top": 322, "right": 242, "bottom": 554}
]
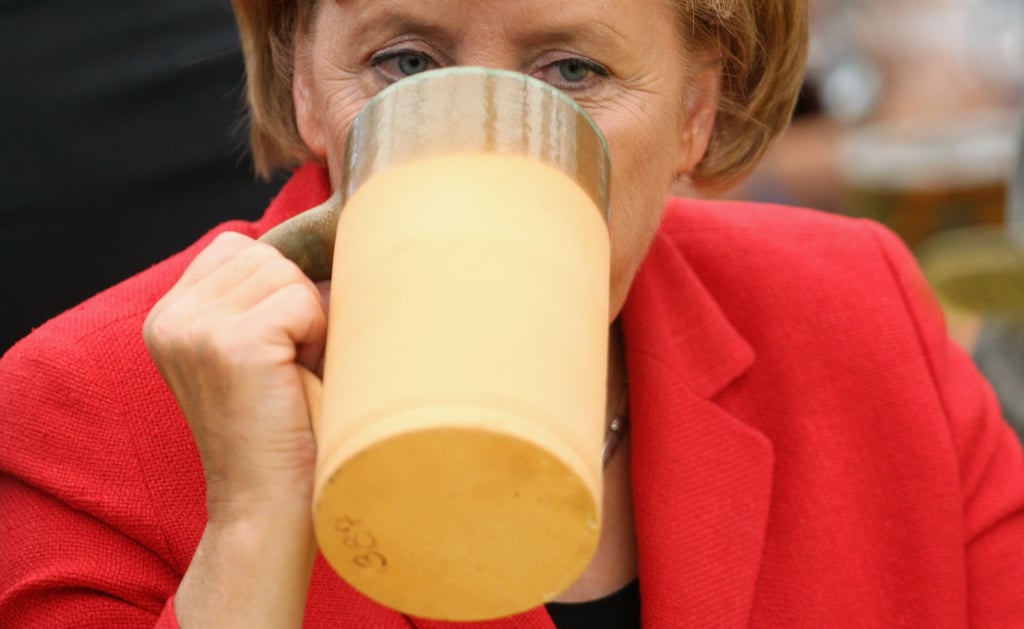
[{"left": 545, "top": 579, "right": 641, "bottom": 629}]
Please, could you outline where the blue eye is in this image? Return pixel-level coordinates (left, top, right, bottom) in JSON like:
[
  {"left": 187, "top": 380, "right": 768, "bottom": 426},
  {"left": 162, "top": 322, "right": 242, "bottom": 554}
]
[
  {"left": 557, "top": 59, "right": 597, "bottom": 82},
  {"left": 372, "top": 50, "right": 437, "bottom": 81},
  {"left": 537, "top": 58, "right": 609, "bottom": 90},
  {"left": 395, "top": 52, "right": 431, "bottom": 76}
]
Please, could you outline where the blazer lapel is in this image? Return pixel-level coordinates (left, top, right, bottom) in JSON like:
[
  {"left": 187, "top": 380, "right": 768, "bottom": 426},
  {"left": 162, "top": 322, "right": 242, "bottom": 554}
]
[{"left": 622, "top": 227, "right": 774, "bottom": 627}]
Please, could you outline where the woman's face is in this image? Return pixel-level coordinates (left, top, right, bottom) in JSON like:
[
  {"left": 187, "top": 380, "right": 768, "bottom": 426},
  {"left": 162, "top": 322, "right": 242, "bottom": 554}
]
[{"left": 294, "top": 0, "right": 720, "bottom": 319}]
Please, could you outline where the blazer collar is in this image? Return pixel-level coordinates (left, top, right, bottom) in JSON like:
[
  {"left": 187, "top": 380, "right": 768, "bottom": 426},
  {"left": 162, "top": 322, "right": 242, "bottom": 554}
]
[
  {"left": 621, "top": 221, "right": 755, "bottom": 398},
  {"left": 620, "top": 221, "right": 774, "bottom": 626},
  {"left": 256, "top": 162, "right": 333, "bottom": 234}
]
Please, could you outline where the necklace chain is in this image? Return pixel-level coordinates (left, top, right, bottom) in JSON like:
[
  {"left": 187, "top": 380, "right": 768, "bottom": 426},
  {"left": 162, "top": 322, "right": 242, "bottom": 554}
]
[{"left": 601, "top": 381, "right": 629, "bottom": 467}]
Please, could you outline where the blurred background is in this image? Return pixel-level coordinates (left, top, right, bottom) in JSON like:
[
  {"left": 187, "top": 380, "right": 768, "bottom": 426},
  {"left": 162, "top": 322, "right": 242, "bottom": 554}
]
[
  {"left": 740, "top": 0, "right": 1023, "bottom": 235},
  {"left": 0, "top": 0, "right": 283, "bottom": 352},
  {"left": 734, "top": 0, "right": 1024, "bottom": 438}
]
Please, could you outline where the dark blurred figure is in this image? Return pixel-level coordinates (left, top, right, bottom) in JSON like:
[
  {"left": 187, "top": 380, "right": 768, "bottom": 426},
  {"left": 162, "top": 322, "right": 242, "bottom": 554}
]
[
  {"left": 972, "top": 121, "right": 1024, "bottom": 443},
  {"left": 974, "top": 319, "right": 1024, "bottom": 442},
  {"left": 1, "top": 0, "right": 283, "bottom": 351}
]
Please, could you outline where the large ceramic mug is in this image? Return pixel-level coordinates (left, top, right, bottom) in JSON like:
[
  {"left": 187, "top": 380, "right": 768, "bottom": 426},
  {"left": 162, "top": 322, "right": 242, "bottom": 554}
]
[{"left": 262, "top": 67, "right": 612, "bottom": 620}]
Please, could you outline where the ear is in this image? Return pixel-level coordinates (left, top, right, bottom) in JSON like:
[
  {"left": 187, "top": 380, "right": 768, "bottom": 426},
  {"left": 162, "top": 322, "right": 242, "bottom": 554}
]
[
  {"left": 293, "top": 28, "right": 328, "bottom": 159},
  {"left": 674, "top": 65, "right": 721, "bottom": 178}
]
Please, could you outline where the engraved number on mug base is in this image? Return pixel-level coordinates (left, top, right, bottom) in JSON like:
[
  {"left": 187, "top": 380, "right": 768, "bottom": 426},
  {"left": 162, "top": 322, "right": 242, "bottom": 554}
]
[{"left": 333, "top": 515, "right": 388, "bottom": 573}]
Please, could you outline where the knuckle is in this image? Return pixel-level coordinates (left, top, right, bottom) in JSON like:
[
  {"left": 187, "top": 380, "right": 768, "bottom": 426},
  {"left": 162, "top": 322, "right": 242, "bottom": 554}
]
[
  {"left": 143, "top": 303, "right": 186, "bottom": 355},
  {"left": 267, "top": 251, "right": 308, "bottom": 282},
  {"left": 212, "top": 230, "right": 251, "bottom": 248}
]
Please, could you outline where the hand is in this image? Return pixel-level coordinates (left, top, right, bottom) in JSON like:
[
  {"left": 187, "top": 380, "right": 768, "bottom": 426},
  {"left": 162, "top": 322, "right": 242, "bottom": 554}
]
[{"left": 144, "top": 231, "right": 328, "bottom": 521}]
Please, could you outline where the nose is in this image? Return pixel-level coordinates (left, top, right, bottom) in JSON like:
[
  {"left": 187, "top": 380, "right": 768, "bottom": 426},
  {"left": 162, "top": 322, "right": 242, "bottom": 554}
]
[{"left": 446, "top": 30, "right": 523, "bottom": 74}]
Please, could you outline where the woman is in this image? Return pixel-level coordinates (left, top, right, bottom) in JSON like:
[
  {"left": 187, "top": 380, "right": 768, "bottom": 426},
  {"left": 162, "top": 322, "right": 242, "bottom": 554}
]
[{"left": 1, "top": 0, "right": 1022, "bottom": 627}]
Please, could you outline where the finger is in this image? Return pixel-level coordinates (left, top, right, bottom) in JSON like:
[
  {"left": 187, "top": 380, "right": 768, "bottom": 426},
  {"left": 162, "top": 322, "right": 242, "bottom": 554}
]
[
  {"left": 148, "top": 233, "right": 252, "bottom": 334},
  {"left": 181, "top": 239, "right": 296, "bottom": 308},
  {"left": 174, "top": 231, "right": 255, "bottom": 290},
  {"left": 198, "top": 250, "right": 323, "bottom": 326},
  {"left": 149, "top": 233, "right": 267, "bottom": 333},
  {"left": 155, "top": 278, "right": 325, "bottom": 420},
  {"left": 315, "top": 280, "right": 332, "bottom": 319},
  {"left": 148, "top": 247, "right": 325, "bottom": 372},
  {"left": 238, "top": 280, "right": 329, "bottom": 372},
  {"left": 310, "top": 280, "right": 333, "bottom": 377}
]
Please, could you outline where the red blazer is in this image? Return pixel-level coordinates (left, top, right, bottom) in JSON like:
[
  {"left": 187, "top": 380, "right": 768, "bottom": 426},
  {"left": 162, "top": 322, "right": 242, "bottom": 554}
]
[{"left": 2, "top": 164, "right": 1023, "bottom": 627}]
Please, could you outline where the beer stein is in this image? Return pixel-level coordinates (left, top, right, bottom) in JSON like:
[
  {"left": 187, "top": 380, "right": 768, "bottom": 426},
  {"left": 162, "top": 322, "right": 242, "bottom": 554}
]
[{"left": 261, "top": 67, "right": 611, "bottom": 620}]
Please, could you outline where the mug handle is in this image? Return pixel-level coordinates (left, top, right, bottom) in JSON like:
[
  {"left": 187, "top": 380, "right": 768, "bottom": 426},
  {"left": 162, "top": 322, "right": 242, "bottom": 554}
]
[{"left": 258, "top": 196, "right": 341, "bottom": 282}]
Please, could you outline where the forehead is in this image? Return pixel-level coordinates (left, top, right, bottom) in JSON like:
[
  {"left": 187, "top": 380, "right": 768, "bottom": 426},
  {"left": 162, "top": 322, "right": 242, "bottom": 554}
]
[{"left": 327, "top": 0, "right": 677, "bottom": 40}]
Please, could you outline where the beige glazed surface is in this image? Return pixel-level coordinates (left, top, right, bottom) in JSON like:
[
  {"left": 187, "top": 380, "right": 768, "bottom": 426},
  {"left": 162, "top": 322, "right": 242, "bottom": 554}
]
[{"left": 312, "top": 153, "right": 611, "bottom": 620}]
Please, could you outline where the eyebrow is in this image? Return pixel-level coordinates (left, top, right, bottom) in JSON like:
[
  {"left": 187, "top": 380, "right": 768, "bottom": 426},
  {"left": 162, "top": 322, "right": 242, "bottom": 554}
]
[
  {"left": 510, "top": 15, "right": 630, "bottom": 52},
  {"left": 342, "top": 0, "right": 631, "bottom": 58}
]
